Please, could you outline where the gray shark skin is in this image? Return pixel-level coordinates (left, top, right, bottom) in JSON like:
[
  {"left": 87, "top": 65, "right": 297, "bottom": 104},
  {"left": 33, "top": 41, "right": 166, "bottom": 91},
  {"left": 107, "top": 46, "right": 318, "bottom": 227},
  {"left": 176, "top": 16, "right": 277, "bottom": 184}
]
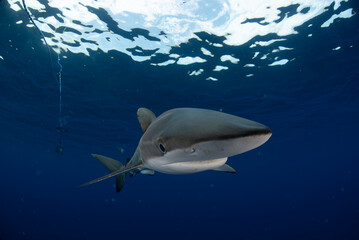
[{"left": 78, "top": 107, "right": 272, "bottom": 192}]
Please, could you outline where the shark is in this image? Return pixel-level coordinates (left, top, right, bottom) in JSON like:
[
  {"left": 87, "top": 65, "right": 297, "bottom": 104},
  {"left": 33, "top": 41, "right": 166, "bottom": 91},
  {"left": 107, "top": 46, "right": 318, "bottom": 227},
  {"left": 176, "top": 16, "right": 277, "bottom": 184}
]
[{"left": 78, "top": 107, "right": 272, "bottom": 192}]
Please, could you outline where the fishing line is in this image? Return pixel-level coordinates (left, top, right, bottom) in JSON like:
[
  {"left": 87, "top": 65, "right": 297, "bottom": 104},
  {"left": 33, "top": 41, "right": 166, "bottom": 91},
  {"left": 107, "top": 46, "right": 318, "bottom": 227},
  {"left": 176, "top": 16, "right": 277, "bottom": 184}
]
[
  {"left": 22, "top": 0, "right": 67, "bottom": 154},
  {"left": 55, "top": 52, "right": 66, "bottom": 155}
]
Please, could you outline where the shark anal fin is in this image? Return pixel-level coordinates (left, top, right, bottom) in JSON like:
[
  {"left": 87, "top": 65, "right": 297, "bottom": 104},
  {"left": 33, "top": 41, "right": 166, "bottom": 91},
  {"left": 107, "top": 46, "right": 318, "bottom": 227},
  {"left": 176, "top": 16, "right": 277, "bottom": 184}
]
[
  {"left": 213, "top": 164, "right": 236, "bottom": 173},
  {"left": 137, "top": 108, "right": 156, "bottom": 133}
]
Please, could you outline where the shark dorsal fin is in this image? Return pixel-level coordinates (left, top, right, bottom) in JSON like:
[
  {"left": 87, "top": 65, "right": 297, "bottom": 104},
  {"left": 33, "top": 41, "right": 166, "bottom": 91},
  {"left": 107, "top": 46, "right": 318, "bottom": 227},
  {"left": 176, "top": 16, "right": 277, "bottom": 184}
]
[{"left": 137, "top": 107, "right": 156, "bottom": 133}]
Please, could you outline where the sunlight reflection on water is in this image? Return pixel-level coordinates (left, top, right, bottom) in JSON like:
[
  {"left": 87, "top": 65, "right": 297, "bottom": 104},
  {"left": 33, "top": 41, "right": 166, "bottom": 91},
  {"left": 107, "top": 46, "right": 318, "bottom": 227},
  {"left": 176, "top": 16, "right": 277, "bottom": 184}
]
[{"left": 8, "top": 0, "right": 354, "bottom": 80}]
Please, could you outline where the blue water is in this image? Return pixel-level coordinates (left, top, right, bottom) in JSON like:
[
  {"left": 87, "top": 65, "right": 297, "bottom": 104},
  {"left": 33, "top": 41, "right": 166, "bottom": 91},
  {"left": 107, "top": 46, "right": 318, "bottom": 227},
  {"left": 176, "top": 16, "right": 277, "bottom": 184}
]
[{"left": 1, "top": 1, "right": 359, "bottom": 240}]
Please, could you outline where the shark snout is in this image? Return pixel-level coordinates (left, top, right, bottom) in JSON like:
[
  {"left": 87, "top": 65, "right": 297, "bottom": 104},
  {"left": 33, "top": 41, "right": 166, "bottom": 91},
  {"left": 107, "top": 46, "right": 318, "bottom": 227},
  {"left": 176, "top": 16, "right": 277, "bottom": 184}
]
[
  {"left": 232, "top": 119, "right": 272, "bottom": 139},
  {"left": 191, "top": 118, "right": 272, "bottom": 159},
  {"left": 201, "top": 113, "right": 272, "bottom": 141},
  {"left": 228, "top": 118, "right": 272, "bottom": 154}
]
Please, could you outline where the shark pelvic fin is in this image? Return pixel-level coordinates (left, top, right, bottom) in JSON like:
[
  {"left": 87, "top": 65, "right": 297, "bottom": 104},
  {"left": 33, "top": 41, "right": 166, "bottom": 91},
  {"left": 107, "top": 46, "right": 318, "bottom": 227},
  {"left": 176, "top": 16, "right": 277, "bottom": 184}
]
[
  {"left": 212, "top": 164, "right": 236, "bottom": 173},
  {"left": 137, "top": 107, "right": 156, "bottom": 133},
  {"left": 77, "top": 154, "right": 143, "bottom": 192},
  {"left": 140, "top": 169, "right": 155, "bottom": 176}
]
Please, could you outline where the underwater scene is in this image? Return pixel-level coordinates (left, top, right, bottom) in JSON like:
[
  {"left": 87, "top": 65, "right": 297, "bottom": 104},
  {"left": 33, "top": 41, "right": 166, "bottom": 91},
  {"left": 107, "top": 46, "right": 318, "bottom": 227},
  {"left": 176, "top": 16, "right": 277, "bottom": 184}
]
[{"left": 0, "top": 0, "right": 358, "bottom": 239}]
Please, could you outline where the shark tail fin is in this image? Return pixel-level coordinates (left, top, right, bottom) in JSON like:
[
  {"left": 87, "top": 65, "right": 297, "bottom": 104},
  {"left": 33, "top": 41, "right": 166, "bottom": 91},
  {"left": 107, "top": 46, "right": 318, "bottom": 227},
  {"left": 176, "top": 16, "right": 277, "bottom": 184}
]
[{"left": 91, "top": 154, "right": 126, "bottom": 192}]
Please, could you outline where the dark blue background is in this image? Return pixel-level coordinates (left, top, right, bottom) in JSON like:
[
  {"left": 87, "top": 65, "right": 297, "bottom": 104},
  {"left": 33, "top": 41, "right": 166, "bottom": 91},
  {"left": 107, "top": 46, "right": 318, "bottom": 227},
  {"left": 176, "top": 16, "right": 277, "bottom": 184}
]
[{"left": 0, "top": 1, "right": 358, "bottom": 239}]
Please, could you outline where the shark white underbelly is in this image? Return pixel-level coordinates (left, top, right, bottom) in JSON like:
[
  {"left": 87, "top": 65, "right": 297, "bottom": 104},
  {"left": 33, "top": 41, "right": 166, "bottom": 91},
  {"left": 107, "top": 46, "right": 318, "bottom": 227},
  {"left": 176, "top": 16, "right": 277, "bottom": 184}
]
[{"left": 145, "top": 157, "right": 228, "bottom": 174}]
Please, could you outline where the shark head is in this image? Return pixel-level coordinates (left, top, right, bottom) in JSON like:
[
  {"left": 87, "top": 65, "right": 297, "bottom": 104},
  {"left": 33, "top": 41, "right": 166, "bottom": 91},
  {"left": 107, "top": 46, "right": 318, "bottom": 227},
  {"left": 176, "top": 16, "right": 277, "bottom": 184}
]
[{"left": 139, "top": 108, "right": 272, "bottom": 174}]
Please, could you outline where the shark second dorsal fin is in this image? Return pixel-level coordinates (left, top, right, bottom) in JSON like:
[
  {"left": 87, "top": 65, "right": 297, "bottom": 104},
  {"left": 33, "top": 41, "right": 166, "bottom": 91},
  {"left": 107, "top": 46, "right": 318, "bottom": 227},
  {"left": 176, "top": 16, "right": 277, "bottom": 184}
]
[{"left": 137, "top": 107, "right": 156, "bottom": 133}]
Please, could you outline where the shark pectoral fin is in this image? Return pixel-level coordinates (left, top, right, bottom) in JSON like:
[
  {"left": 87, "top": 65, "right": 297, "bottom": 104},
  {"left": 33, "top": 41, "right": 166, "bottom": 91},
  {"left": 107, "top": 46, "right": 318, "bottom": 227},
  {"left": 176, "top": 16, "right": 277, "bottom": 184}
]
[
  {"left": 137, "top": 108, "right": 156, "bottom": 133},
  {"left": 213, "top": 164, "right": 236, "bottom": 173},
  {"left": 140, "top": 169, "right": 155, "bottom": 176}
]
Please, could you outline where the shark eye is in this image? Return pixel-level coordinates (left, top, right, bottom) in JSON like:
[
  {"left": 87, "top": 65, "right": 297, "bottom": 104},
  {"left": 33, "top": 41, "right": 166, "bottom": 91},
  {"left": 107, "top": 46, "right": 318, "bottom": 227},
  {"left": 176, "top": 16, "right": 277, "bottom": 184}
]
[{"left": 159, "top": 143, "right": 166, "bottom": 154}]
